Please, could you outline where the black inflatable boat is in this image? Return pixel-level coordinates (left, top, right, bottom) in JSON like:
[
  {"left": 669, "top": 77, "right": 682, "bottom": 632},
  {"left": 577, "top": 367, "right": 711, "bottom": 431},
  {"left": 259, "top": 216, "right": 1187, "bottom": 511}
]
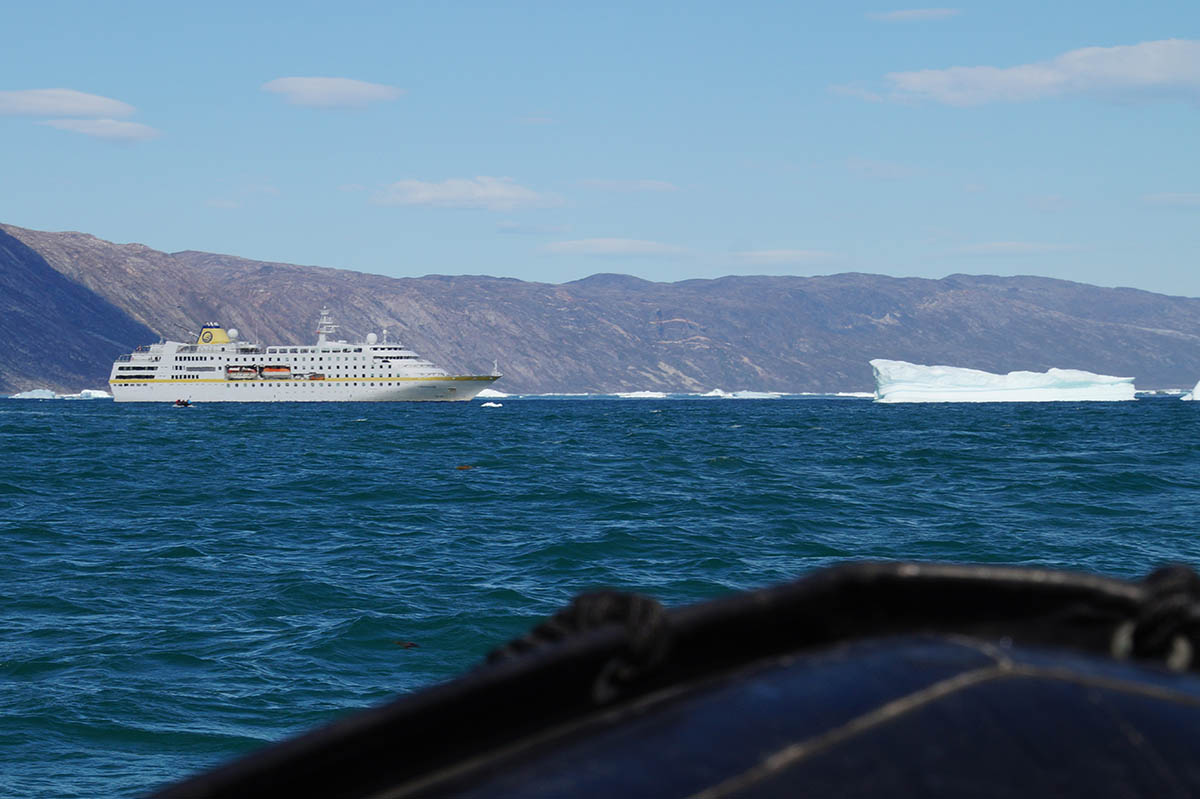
[{"left": 151, "top": 562, "right": 1200, "bottom": 797}]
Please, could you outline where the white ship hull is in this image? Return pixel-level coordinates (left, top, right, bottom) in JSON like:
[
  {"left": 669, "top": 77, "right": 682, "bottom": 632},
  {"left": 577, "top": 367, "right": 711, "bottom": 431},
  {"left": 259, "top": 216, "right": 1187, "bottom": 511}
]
[
  {"left": 111, "top": 376, "right": 499, "bottom": 403},
  {"left": 109, "top": 310, "right": 501, "bottom": 403}
]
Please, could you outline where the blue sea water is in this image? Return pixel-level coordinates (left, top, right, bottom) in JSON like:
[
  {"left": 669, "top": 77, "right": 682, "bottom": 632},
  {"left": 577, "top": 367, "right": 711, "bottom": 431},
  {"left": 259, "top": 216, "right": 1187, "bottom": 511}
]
[{"left": 2, "top": 397, "right": 1199, "bottom": 797}]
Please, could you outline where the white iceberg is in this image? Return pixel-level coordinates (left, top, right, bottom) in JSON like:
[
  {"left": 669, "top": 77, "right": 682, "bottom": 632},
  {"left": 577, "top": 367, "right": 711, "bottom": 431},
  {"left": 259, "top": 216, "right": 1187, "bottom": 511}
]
[
  {"left": 476, "top": 388, "right": 509, "bottom": 398},
  {"left": 61, "top": 389, "right": 113, "bottom": 400},
  {"left": 616, "top": 391, "right": 669, "bottom": 399},
  {"left": 1183, "top": 380, "right": 1200, "bottom": 401},
  {"left": 9, "top": 387, "right": 113, "bottom": 400},
  {"left": 480, "top": 401, "right": 503, "bottom": 408},
  {"left": 870, "top": 359, "right": 1137, "bottom": 403}
]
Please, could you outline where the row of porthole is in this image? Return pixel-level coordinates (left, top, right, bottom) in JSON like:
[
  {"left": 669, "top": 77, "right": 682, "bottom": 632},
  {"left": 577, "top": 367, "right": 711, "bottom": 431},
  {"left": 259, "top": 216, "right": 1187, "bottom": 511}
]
[{"left": 225, "top": 382, "right": 381, "bottom": 387}]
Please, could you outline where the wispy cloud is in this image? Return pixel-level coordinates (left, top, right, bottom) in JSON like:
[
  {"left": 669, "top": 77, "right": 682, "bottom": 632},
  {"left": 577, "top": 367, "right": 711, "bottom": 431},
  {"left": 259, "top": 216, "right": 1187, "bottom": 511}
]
[
  {"left": 0, "top": 88, "right": 134, "bottom": 117},
  {"left": 262, "top": 77, "right": 404, "bottom": 108},
  {"left": 373, "top": 176, "right": 553, "bottom": 211},
  {"left": 497, "top": 221, "right": 571, "bottom": 234},
  {"left": 1141, "top": 192, "right": 1200, "bottom": 208},
  {"left": 580, "top": 179, "right": 680, "bottom": 192},
  {"left": 542, "top": 238, "right": 687, "bottom": 256},
  {"left": 733, "top": 250, "right": 839, "bottom": 264},
  {"left": 950, "top": 241, "right": 1077, "bottom": 256},
  {"left": 847, "top": 157, "right": 920, "bottom": 180},
  {"left": 828, "top": 84, "right": 885, "bottom": 102},
  {"left": 40, "top": 118, "right": 160, "bottom": 142},
  {"left": 867, "top": 8, "right": 960, "bottom": 22},
  {"left": 1028, "top": 194, "right": 1069, "bottom": 212},
  {"left": 883, "top": 38, "right": 1200, "bottom": 106}
]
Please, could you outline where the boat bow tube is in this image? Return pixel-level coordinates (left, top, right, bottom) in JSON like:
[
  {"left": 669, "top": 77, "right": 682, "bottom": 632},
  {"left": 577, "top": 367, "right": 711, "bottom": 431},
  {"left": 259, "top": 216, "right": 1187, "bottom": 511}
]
[{"left": 151, "top": 562, "right": 1200, "bottom": 797}]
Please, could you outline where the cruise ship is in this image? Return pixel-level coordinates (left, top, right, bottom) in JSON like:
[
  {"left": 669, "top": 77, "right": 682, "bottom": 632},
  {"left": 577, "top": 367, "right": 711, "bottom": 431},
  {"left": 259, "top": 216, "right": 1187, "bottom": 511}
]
[{"left": 108, "top": 309, "right": 500, "bottom": 403}]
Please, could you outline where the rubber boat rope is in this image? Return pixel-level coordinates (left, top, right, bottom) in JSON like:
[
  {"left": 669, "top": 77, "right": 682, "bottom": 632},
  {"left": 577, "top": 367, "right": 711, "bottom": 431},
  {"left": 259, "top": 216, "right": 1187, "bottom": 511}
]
[
  {"left": 1112, "top": 564, "right": 1200, "bottom": 670},
  {"left": 485, "top": 562, "right": 1200, "bottom": 702},
  {"left": 485, "top": 590, "right": 670, "bottom": 702}
]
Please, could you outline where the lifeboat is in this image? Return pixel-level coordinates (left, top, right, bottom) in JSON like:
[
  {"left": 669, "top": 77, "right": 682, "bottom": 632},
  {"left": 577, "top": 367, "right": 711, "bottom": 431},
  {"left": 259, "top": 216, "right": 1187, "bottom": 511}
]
[
  {"left": 260, "top": 365, "right": 292, "bottom": 379},
  {"left": 225, "top": 366, "right": 258, "bottom": 381},
  {"left": 307, "top": 373, "right": 326, "bottom": 381}
]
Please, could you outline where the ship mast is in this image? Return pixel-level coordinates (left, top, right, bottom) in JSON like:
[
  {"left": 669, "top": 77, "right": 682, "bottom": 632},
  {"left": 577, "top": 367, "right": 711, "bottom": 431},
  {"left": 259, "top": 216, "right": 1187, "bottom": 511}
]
[{"left": 315, "top": 308, "right": 338, "bottom": 345}]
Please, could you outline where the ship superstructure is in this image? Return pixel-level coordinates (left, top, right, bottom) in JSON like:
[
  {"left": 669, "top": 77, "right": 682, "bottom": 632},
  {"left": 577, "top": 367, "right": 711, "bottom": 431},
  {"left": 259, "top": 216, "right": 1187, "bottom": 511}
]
[{"left": 109, "top": 309, "right": 500, "bottom": 403}]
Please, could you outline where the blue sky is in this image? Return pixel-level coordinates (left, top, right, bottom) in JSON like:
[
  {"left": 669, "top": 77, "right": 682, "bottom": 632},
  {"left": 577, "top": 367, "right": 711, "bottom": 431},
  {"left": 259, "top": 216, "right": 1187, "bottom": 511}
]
[{"left": 2, "top": 1, "right": 1198, "bottom": 295}]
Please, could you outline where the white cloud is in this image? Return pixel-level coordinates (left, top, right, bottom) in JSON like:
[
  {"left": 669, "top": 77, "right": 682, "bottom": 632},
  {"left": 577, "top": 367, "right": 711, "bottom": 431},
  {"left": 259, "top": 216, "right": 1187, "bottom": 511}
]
[
  {"left": 828, "top": 84, "right": 885, "bottom": 102},
  {"left": 0, "top": 88, "right": 134, "bottom": 117},
  {"left": 497, "top": 221, "right": 571, "bottom": 234},
  {"left": 733, "top": 250, "right": 839, "bottom": 264},
  {"left": 262, "top": 77, "right": 404, "bottom": 108},
  {"left": 847, "top": 157, "right": 920, "bottom": 180},
  {"left": 867, "top": 8, "right": 960, "bottom": 22},
  {"left": 373, "top": 176, "right": 552, "bottom": 211},
  {"left": 581, "top": 179, "right": 680, "bottom": 192},
  {"left": 40, "top": 118, "right": 160, "bottom": 142},
  {"left": 1141, "top": 192, "right": 1200, "bottom": 208},
  {"left": 1028, "top": 194, "right": 1069, "bottom": 212},
  {"left": 884, "top": 38, "right": 1200, "bottom": 106},
  {"left": 950, "top": 241, "right": 1077, "bottom": 256},
  {"left": 542, "top": 238, "right": 687, "bottom": 256}
]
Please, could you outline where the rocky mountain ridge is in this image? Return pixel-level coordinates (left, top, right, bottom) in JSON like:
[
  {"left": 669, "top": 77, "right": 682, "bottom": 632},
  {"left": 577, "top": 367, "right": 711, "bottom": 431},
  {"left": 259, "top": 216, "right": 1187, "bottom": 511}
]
[{"left": 3, "top": 222, "right": 1199, "bottom": 394}]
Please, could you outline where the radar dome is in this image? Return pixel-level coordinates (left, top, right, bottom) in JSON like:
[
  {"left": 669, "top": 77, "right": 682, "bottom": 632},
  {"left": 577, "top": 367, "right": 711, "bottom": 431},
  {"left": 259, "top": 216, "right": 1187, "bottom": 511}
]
[
  {"left": 227, "top": 328, "right": 239, "bottom": 341},
  {"left": 366, "top": 332, "right": 378, "bottom": 345}
]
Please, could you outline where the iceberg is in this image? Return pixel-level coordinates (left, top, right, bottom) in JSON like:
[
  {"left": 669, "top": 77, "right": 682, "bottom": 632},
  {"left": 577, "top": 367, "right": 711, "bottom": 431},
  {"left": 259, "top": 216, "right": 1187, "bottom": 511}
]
[
  {"left": 1183, "top": 380, "right": 1200, "bottom": 402},
  {"left": 9, "top": 387, "right": 113, "bottom": 400},
  {"left": 61, "top": 389, "right": 113, "bottom": 400},
  {"left": 476, "top": 388, "right": 509, "bottom": 398},
  {"left": 869, "top": 359, "right": 1137, "bottom": 403}
]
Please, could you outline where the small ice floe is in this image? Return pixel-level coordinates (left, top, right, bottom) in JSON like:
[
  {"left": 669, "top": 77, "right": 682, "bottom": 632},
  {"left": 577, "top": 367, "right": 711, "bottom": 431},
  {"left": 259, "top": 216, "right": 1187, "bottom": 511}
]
[
  {"left": 10, "top": 388, "right": 112, "bottom": 399},
  {"left": 697, "top": 388, "right": 783, "bottom": 399},
  {"left": 869, "top": 359, "right": 1137, "bottom": 403},
  {"left": 480, "top": 402, "right": 503, "bottom": 408},
  {"left": 727, "top": 390, "right": 783, "bottom": 400},
  {"left": 1183, "top": 380, "right": 1200, "bottom": 402},
  {"left": 61, "top": 389, "right": 113, "bottom": 400},
  {"left": 616, "top": 391, "right": 669, "bottom": 399}
]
